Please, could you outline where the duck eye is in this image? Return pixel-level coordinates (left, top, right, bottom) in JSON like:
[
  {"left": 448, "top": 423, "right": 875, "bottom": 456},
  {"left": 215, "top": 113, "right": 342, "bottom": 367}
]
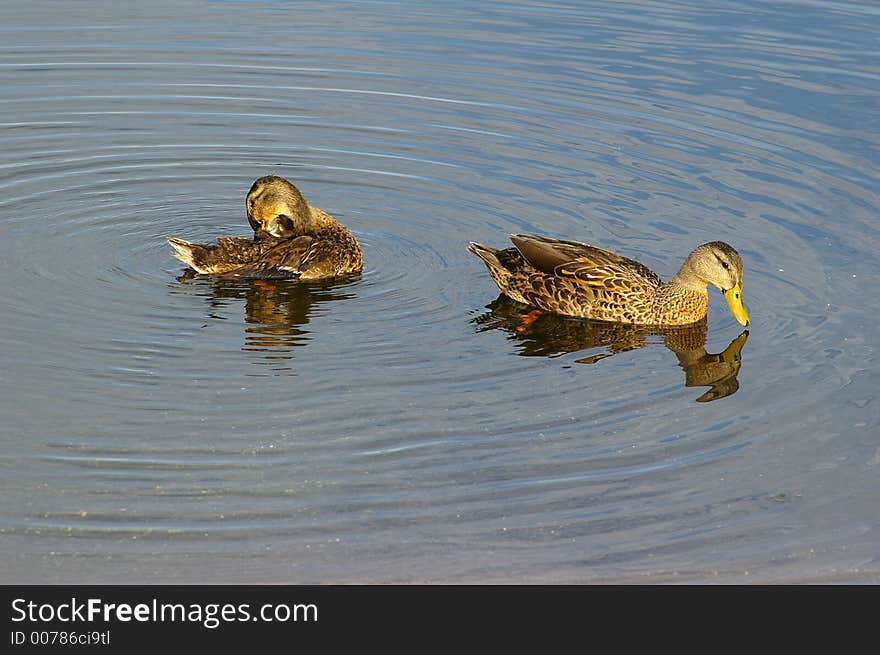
[{"left": 722, "top": 262, "right": 729, "bottom": 270}]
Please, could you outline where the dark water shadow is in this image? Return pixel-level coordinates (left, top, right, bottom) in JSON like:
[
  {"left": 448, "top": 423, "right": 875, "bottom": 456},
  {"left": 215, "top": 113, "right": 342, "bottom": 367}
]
[
  {"left": 473, "top": 296, "right": 748, "bottom": 402},
  {"left": 172, "top": 269, "right": 359, "bottom": 367}
]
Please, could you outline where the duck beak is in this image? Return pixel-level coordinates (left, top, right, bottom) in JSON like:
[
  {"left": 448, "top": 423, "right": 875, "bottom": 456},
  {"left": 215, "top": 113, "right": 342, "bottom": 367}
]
[
  {"left": 266, "top": 214, "right": 296, "bottom": 238},
  {"left": 723, "top": 283, "right": 750, "bottom": 327}
]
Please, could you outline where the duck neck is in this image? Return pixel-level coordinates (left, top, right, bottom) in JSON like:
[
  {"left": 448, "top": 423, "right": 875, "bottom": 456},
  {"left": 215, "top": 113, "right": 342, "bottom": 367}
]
[
  {"left": 654, "top": 278, "right": 707, "bottom": 310},
  {"left": 666, "top": 259, "right": 710, "bottom": 294},
  {"left": 307, "top": 206, "right": 341, "bottom": 235},
  {"left": 649, "top": 264, "right": 709, "bottom": 324}
]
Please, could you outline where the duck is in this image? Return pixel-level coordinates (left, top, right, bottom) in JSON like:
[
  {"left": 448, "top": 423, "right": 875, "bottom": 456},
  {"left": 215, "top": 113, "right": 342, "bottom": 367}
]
[
  {"left": 167, "top": 175, "right": 362, "bottom": 279},
  {"left": 467, "top": 234, "right": 749, "bottom": 326}
]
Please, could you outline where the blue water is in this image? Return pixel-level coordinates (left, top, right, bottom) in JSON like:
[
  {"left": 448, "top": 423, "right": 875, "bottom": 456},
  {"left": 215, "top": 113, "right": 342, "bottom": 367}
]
[{"left": 0, "top": 0, "right": 877, "bottom": 583}]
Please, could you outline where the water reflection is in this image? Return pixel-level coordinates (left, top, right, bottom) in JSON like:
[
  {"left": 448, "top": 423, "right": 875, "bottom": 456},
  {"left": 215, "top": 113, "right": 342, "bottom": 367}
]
[
  {"left": 173, "top": 269, "right": 358, "bottom": 362},
  {"left": 474, "top": 296, "right": 748, "bottom": 402}
]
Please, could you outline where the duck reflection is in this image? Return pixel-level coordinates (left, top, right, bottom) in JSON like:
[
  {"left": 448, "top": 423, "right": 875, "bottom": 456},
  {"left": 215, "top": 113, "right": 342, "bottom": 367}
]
[
  {"left": 473, "top": 296, "right": 748, "bottom": 402},
  {"left": 174, "top": 269, "right": 357, "bottom": 362}
]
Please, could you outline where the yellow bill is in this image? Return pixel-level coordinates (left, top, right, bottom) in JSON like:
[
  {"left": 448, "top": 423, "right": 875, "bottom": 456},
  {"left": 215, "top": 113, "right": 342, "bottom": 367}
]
[{"left": 723, "top": 283, "right": 750, "bottom": 326}]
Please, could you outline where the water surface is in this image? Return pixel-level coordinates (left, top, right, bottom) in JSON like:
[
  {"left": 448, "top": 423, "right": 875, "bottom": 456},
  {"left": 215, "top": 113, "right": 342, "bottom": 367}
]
[{"left": 1, "top": 0, "right": 878, "bottom": 583}]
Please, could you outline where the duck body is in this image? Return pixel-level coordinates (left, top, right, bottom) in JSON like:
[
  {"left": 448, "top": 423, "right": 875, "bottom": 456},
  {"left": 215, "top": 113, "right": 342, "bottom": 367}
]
[
  {"left": 468, "top": 234, "right": 749, "bottom": 326},
  {"left": 168, "top": 175, "right": 362, "bottom": 280}
]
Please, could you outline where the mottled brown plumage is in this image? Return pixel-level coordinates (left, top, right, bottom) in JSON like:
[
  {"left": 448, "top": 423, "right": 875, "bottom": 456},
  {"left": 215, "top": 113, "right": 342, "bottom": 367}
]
[
  {"left": 168, "top": 175, "right": 362, "bottom": 280},
  {"left": 468, "top": 234, "right": 749, "bottom": 326}
]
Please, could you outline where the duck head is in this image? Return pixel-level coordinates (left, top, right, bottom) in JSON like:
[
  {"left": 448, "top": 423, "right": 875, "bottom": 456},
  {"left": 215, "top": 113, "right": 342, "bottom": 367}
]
[
  {"left": 678, "top": 242, "right": 750, "bottom": 327},
  {"left": 246, "top": 175, "right": 313, "bottom": 239}
]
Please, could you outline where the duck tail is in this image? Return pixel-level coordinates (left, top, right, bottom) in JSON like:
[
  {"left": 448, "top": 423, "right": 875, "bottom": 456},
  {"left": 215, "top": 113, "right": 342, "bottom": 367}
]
[
  {"left": 468, "top": 240, "right": 536, "bottom": 305},
  {"left": 467, "top": 242, "right": 502, "bottom": 267},
  {"left": 468, "top": 241, "right": 520, "bottom": 293},
  {"left": 167, "top": 237, "right": 214, "bottom": 273}
]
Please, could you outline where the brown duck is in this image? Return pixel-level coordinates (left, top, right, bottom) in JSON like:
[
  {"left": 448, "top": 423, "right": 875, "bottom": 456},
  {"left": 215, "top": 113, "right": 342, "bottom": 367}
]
[
  {"left": 468, "top": 234, "right": 749, "bottom": 326},
  {"left": 168, "top": 175, "right": 362, "bottom": 279}
]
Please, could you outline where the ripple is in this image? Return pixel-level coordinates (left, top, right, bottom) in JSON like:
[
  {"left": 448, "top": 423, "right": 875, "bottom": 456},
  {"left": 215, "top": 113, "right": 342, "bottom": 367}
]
[{"left": 1, "top": 0, "right": 877, "bottom": 583}]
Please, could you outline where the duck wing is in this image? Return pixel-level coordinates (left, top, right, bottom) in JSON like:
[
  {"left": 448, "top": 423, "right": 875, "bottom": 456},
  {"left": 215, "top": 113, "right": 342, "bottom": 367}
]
[
  {"left": 510, "top": 233, "right": 662, "bottom": 288},
  {"left": 289, "top": 237, "right": 349, "bottom": 279},
  {"left": 168, "top": 236, "right": 268, "bottom": 274},
  {"left": 219, "top": 235, "right": 351, "bottom": 280},
  {"left": 217, "top": 235, "right": 315, "bottom": 279}
]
